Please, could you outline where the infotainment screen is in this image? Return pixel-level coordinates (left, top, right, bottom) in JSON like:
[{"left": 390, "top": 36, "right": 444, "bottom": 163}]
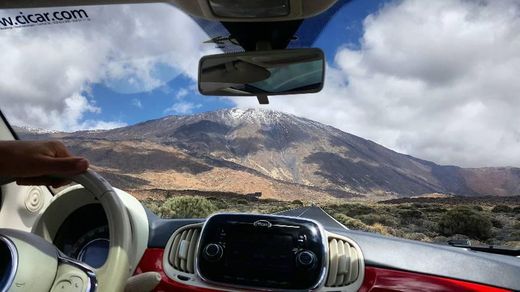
[
  {"left": 197, "top": 214, "right": 326, "bottom": 290},
  {"left": 226, "top": 232, "right": 295, "bottom": 279}
]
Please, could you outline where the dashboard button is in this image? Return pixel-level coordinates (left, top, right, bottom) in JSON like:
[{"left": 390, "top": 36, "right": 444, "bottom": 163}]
[
  {"left": 203, "top": 243, "right": 224, "bottom": 262},
  {"left": 297, "top": 234, "right": 307, "bottom": 246},
  {"left": 296, "top": 250, "right": 317, "bottom": 270}
]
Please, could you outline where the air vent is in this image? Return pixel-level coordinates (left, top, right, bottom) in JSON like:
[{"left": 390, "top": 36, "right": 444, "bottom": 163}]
[
  {"left": 168, "top": 225, "right": 202, "bottom": 274},
  {"left": 324, "top": 235, "right": 364, "bottom": 290}
]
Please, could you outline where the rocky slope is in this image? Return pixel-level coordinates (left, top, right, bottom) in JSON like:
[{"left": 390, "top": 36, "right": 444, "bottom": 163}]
[{"left": 15, "top": 108, "right": 520, "bottom": 200}]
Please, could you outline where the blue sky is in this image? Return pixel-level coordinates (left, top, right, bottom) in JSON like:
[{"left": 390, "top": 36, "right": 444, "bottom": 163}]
[
  {"left": 83, "top": 0, "right": 388, "bottom": 126},
  {"left": 83, "top": 76, "right": 235, "bottom": 126}
]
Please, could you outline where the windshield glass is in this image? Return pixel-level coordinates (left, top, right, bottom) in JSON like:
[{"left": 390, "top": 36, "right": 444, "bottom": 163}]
[{"left": 1, "top": 1, "right": 519, "bottom": 249}]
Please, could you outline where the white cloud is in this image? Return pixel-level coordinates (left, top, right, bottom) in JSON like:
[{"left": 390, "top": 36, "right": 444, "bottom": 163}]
[
  {"left": 5, "top": 93, "right": 126, "bottom": 131},
  {"left": 131, "top": 98, "right": 143, "bottom": 109},
  {"left": 232, "top": 0, "right": 520, "bottom": 168},
  {"left": 0, "top": 4, "right": 216, "bottom": 131},
  {"left": 164, "top": 101, "right": 202, "bottom": 115},
  {"left": 175, "top": 88, "right": 189, "bottom": 100}
]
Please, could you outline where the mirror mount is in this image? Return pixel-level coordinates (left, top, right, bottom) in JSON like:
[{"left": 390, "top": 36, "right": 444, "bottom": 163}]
[
  {"left": 257, "top": 95, "right": 269, "bottom": 105},
  {"left": 256, "top": 41, "right": 272, "bottom": 51}
]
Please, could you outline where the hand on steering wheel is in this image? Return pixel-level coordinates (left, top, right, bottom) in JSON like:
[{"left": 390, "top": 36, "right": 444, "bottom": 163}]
[{"left": 0, "top": 140, "right": 89, "bottom": 188}]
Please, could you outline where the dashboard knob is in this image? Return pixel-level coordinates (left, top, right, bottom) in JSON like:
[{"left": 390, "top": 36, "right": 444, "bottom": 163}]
[
  {"left": 203, "top": 243, "right": 223, "bottom": 262},
  {"left": 296, "top": 250, "right": 316, "bottom": 270}
]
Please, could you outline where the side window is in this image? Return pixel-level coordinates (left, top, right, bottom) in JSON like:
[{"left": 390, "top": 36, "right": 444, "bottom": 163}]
[{"left": 0, "top": 111, "right": 16, "bottom": 141}]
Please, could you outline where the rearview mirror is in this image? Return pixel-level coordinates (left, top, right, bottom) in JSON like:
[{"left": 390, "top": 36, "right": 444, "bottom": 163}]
[{"left": 198, "top": 49, "right": 325, "bottom": 103}]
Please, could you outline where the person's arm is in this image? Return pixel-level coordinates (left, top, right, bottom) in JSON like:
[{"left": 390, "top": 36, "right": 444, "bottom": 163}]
[{"left": 0, "top": 140, "right": 89, "bottom": 187}]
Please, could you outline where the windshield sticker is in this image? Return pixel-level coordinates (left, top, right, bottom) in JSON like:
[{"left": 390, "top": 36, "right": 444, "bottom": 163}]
[{"left": 0, "top": 9, "right": 90, "bottom": 30}]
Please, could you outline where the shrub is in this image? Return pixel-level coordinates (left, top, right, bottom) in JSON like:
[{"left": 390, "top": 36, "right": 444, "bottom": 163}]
[
  {"left": 419, "top": 220, "right": 439, "bottom": 235},
  {"left": 422, "top": 205, "right": 448, "bottom": 213},
  {"left": 492, "top": 205, "right": 512, "bottom": 213},
  {"left": 510, "top": 231, "right": 520, "bottom": 241},
  {"left": 437, "top": 207, "right": 492, "bottom": 240},
  {"left": 472, "top": 205, "right": 484, "bottom": 211},
  {"left": 512, "top": 206, "right": 520, "bottom": 213},
  {"left": 432, "top": 235, "right": 449, "bottom": 243},
  {"left": 142, "top": 199, "right": 162, "bottom": 214},
  {"left": 356, "top": 213, "right": 399, "bottom": 227},
  {"left": 335, "top": 203, "right": 376, "bottom": 217},
  {"left": 399, "top": 209, "right": 425, "bottom": 224},
  {"left": 206, "top": 197, "right": 228, "bottom": 209},
  {"left": 159, "top": 196, "right": 217, "bottom": 219},
  {"left": 370, "top": 223, "right": 396, "bottom": 236},
  {"left": 491, "top": 218, "right": 504, "bottom": 228},
  {"left": 412, "top": 203, "right": 429, "bottom": 209},
  {"left": 333, "top": 213, "right": 372, "bottom": 232},
  {"left": 291, "top": 200, "right": 304, "bottom": 206},
  {"left": 402, "top": 232, "right": 431, "bottom": 242},
  {"left": 267, "top": 206, "right": 291, "bottom": 214},
  {"left": 236, "top": 199, "right": 249, "bottom": 205}
]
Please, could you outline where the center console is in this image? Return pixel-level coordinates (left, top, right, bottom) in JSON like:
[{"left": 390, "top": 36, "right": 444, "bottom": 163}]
[{"left": 197, "top": 214, "right": 328, "bottom": 290}]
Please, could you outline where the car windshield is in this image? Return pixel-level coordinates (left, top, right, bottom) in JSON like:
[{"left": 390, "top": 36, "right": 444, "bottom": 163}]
[{"left": 1, "top": 1, "right": 519, "bottom": 249}]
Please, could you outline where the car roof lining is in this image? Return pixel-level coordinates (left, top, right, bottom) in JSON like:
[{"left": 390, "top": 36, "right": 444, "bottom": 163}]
[
  {"left": 196, "top": 0, "right": 352, "bottom": 52},
  {"left": 0, "top": 0, "right": 352, "bottom": 52}
]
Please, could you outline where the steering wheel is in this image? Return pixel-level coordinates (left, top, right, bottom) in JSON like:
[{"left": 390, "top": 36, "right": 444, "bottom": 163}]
[{"left": 0, "top": 170, "right": 131, "bottom": 292}]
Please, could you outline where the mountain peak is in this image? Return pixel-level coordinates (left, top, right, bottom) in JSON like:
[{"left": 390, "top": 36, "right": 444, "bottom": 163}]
[
  {"left": 216, "top": 108, "right": 295, "bottom": 126},
  {"left": 158, "top": 108, "right": 308, "bottom": 129}
]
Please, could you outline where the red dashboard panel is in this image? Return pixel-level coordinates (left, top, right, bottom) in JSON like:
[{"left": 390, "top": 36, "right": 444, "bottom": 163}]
[
  {"left": 134, "top": 248, "right": 511, "bottom": 292},
  {"left": 134, "top": 248, "right": 216, "bottom": 292},
  {"left": 360, "top": 266, "right": 510, "bottom": 292}
]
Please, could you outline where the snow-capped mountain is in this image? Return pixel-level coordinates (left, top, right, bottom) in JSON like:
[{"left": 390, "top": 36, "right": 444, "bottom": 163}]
[{"left": 16, "top": 108, "right": 520, "bottom": 199}]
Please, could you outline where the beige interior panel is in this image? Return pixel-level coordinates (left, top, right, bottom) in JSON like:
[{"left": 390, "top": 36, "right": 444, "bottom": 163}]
[
  {"left": 51, "top": 263, "right": 91, "bottom": 292},
  {"left": 0, "top": 184, "right": 52, "bottom": 231},
  {"left": 8, "top": 236, "right": 58, "bottom": 292}
]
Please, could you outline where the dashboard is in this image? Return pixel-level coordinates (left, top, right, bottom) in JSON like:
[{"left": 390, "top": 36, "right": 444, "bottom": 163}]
[
  {"left": 165, "top": 213, "right": 365, "bottom": 291},
  {"left": 29, "top": 184, "right": 520, "bottom": 292},
  {"left": 141, "top": 208, "right": 520, "bottom": 292}
]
